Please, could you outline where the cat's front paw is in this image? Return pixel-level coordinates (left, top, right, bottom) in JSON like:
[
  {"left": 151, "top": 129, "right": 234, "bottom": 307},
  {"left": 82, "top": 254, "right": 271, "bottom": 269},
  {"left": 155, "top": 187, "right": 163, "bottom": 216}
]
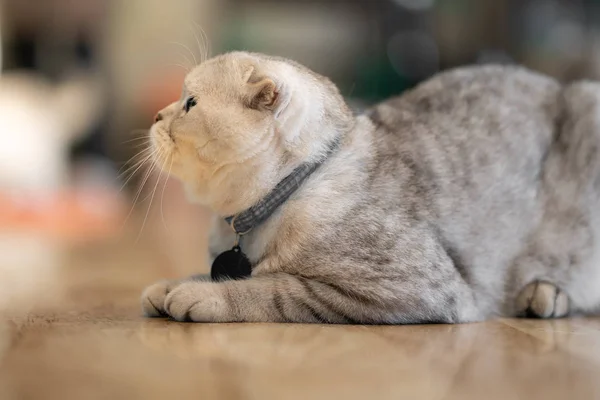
[
  {"left": 164, "top": 281, "right": 230, "bottom": 322},
  {"left": 141, "top": 280, "right": 174, "bottom": 317}
]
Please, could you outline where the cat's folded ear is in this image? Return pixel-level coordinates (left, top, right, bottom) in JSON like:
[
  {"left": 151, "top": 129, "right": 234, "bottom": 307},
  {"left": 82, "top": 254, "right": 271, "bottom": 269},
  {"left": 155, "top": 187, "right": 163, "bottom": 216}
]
[{"left": 242, "top": 66, "right": 280, "bottom": 113}]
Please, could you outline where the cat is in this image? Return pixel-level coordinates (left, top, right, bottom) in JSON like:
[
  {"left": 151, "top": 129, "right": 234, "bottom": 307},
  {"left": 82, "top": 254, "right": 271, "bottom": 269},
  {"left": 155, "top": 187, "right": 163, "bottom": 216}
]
[{"left": 141, "top": 51, "right": 600, "bottom": 324}]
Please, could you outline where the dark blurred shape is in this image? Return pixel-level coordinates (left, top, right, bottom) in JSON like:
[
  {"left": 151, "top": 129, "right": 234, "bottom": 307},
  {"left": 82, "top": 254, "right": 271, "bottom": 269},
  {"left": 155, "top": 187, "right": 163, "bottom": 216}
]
[{"left": 8, "top": 35, "right": 36, "bottom": 70}]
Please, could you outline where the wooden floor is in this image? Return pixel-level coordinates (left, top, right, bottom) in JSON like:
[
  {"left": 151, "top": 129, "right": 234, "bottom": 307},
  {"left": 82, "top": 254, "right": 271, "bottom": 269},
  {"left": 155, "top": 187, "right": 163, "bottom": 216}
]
[{"left": 1, "top": 198, "right": 600, "bottom": 399}]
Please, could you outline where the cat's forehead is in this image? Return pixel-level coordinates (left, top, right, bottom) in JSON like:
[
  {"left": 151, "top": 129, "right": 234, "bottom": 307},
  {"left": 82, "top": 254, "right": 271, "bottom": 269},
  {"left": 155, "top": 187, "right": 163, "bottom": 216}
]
[
  {"left": 183, "top": 68, "right": 213, "bottom": 94},
  {"left": 183, "top": 58, "right": 239, "bottom": 96}
]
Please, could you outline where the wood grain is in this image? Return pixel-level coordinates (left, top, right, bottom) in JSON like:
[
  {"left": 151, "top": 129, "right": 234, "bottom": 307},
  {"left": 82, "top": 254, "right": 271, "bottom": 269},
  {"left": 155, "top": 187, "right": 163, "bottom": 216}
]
[{"left": 0, "top": 205, "right": 599, "bottom": 399}]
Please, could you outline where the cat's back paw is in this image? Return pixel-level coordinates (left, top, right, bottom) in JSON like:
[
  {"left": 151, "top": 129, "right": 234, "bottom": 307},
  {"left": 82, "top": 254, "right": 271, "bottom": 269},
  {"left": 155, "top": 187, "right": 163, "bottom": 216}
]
[{"left": 515, "top": 281, "right": 570, "bottom": 318}]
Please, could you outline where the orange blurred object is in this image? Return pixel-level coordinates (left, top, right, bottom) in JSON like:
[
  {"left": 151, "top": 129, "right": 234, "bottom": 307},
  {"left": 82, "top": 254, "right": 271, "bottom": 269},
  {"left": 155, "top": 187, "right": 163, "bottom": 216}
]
[{"left": 0, "top": 189, "right": 126, "bottom": 241}]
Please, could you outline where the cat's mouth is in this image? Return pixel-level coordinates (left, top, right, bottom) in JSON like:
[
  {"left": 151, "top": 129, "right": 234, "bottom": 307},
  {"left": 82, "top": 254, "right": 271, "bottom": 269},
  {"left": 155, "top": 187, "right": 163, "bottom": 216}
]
[
  {"left": 149, "top": 126, "right": 176, "bottom": 163},
  {"left": 151, "top": 123, "right": 173, "bottom": 142}
]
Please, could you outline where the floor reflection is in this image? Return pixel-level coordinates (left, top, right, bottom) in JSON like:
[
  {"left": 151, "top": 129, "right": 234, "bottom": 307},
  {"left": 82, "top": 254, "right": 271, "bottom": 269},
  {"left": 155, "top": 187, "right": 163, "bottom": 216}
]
[{"left": 0, "top": 206, "right": 598, "bottom": 399}]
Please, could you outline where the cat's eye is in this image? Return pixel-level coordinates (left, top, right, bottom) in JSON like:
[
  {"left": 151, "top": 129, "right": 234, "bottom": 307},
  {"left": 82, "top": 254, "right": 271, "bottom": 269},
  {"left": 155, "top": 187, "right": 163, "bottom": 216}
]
[{"left": 184, "top": 97, "right": 197, "bottom": 113}]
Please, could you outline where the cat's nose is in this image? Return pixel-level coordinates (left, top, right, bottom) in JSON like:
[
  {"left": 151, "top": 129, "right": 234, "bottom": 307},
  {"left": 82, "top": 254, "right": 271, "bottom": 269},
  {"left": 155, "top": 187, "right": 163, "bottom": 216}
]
[{"left": 154, "top": 112, "right": 163, "bottom": 123}]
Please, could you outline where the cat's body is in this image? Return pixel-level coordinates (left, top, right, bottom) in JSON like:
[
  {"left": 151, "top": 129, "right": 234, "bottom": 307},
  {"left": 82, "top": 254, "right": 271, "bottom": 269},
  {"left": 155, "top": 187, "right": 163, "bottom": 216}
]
[{"left": 142, "top": 52, "right": 600, "bottom": 323}]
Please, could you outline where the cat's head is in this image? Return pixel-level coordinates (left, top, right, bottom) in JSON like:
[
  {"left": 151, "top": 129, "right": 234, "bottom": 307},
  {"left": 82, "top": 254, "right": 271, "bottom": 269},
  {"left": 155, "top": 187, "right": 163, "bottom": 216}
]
[{"left": 149, "top": 51, "right": 353, "bottom": 215}]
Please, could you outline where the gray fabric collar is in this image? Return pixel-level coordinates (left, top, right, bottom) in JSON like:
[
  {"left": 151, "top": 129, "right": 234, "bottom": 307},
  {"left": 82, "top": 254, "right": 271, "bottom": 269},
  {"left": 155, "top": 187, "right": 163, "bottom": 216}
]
[{"left": 225, "top": 142, "right": 338, "bottom": 235}]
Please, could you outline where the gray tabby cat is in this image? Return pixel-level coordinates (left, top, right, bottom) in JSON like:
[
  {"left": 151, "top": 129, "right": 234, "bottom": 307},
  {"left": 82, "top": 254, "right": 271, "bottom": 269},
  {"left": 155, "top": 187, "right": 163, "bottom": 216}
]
[{"left": 141, "top": 51, "right": 600, "bottom": 323}]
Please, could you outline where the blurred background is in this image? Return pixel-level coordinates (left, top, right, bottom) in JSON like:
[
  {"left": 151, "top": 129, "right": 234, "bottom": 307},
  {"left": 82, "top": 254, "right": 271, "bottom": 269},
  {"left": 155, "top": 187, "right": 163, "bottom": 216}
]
[{"left": 1, "top": 0, "right": 600, "bottom": 312}]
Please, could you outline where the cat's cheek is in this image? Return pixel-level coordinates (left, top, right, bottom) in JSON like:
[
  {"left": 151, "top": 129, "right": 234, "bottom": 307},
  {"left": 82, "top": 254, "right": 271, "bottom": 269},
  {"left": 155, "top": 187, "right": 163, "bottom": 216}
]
[{"left": 164, "top": 281, "right": 232, "bottom": 322}]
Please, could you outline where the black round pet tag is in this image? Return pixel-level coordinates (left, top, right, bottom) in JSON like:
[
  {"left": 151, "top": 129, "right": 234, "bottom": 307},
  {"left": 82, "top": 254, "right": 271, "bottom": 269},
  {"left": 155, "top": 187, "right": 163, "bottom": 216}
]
[{"left": 211, "top": 246, "right": 252, "bottom": 281}]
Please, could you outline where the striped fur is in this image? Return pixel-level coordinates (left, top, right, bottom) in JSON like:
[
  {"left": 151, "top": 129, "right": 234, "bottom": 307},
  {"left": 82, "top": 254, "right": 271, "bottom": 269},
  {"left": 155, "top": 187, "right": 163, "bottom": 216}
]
[{"left": 141, "top": 52, "right": 600, "bottom": 323}]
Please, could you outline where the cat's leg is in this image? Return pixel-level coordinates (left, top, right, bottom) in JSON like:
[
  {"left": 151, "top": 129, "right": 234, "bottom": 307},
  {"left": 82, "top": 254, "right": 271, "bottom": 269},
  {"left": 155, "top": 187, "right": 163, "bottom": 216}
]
[
  {"left": 142, "top": 215, "right": 235, "bottom": 317},
  {"left": 141, "top": 274, "right": 210, "bottom": 317},
  {"left": 163, "top": 274, "right": 354, "bottom": 323},
  {"left": 162, "top": 272, "right": 478, "bottom": 324}
]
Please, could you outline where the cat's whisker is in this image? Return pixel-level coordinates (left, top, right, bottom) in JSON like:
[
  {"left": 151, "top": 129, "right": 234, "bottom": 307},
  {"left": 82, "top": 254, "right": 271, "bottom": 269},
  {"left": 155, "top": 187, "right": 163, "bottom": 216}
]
[
  {"left": 347, "top": 82, "right": 356, "bottom": 98},
  {"left": 121, "top": 143, "right": 151, "bottom": 159},
  {"left": 117, "top": 147, "right": 154, "bottom": 178},
  {"left": 135, "top": 153, "right": 167, "bottom": 243},
  {"left": 134, "top": 151, "right": 162, "bottom": 205},
  {"left": 171, "top": 63, "right": 191, "bottom": 72},
  {"left": 123, "top": 148, "right": 155, "bottom": 172},
  {"left": 201, "top": 23, "right": 211, "bottom": 61},
  {"left": 117, "top": 155, "right": 151, "bottom": 181},
  {"left": 118, "top": 152, "right": 156, "bottom": 192},
  {"left": 168, "top": 41, "right": 198, "bottom": 67},
  {"left": 128, "top": 128, "right": 150, "bottom": 135},
  {"left": 193, "top": 21, "right": 211, "bottom": 62},
  {"left": 122, "top": 146, "right": 153, "bottom": 162},
  {"left": 119, "top": 148, "right": 156, "bottom": 191},
  {"left": 136, "top": 181, "right": 160, "bottom": 205},
  {"left": 121, "top": 155, "right": 160, "bottom": 232},
  {"left": 129, "top": 142, "right": 152, "bottom": 150},
  {"left": 122, "top": 136, "right": 150, "bottom": 144},
  {"left": 122, "top": 143, "right": 150, "bottom": 153},
  {"left": 164, "top": 43, "right": 193, "bottom": 68},
  {"left": 160, "top": 156, "right": 174, "bottom": 234},
  {"left": 171, "top": 51, "right": 193, "bottom": 71},
  {"left": 190, "top": 23, "right": 206, "bottom": 64},
  {"left": 176, "top": 53, "right": 192, "bottom": 70}
]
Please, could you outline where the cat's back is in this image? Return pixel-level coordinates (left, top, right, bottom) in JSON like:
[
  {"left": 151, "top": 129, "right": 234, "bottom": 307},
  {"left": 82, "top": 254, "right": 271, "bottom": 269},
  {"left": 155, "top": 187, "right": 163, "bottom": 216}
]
[
  {"left": 366, "top": 64, "right": 561, "bottom": 192},
  {"left": 361, "top": 65, "right": 563, "bottom": 306},
  {"left": 369, "top": 64, "right": 560, "bottom": 137}
]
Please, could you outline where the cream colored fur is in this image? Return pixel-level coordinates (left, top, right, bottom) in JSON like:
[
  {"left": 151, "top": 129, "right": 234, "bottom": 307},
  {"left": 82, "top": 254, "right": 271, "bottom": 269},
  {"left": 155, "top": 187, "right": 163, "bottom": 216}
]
[{"left": 150, "top": 52, "right": 341, "bottom": 217}]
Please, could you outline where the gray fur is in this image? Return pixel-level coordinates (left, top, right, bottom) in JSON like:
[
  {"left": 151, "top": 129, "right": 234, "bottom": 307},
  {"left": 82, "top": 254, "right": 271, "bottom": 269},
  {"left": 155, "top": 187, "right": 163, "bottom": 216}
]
[{"left": 142, "top": 56, "right": 600, "bottom": 324}]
